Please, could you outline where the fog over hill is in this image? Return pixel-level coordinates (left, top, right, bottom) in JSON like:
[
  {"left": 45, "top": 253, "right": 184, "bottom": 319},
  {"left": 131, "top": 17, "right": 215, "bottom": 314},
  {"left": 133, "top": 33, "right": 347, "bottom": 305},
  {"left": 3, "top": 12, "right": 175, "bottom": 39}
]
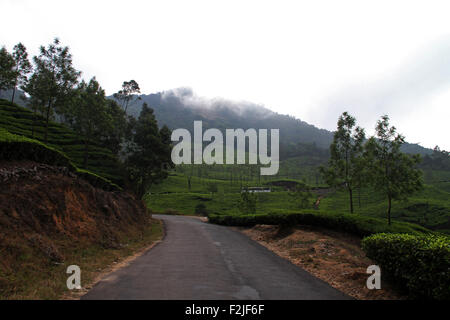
[
  {"left": 126, "top": 88, "right": 333, "bottom": 149},
  {"left": 2, "top": 87, "right": 432, "bottom": 156},
  {"left": 123, "top": 88, "right": 432, "bottom": 155}
]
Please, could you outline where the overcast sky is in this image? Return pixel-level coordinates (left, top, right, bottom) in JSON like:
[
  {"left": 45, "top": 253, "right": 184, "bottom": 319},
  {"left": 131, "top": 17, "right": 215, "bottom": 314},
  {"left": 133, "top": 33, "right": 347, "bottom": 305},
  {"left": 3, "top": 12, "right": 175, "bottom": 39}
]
[{"left": 1, "top": 0, "right": 449, "bottom": 149}]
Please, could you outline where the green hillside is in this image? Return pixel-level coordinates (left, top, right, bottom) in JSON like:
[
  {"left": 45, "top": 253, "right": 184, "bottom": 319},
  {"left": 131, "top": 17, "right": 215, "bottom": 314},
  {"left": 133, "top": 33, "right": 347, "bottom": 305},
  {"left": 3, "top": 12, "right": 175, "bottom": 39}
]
[
  {"left": 0, "top": 128, "right": 121, "bottom": 191},
  {"left": 0, "top": 99, "right": 124, "bottom": 185},
  {"left": 145, "top": 169, "right": 450, "bottom": 234},
  {"left": 319, "top": 185, "right": 450, "bottom": 233}
]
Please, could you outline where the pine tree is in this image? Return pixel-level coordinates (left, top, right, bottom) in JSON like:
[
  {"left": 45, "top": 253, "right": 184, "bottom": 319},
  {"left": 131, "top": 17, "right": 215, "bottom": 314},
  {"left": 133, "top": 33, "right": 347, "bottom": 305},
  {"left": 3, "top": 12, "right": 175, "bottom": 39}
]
[{"left": 126, "top": 103, "right": 174, "bottom": 197}]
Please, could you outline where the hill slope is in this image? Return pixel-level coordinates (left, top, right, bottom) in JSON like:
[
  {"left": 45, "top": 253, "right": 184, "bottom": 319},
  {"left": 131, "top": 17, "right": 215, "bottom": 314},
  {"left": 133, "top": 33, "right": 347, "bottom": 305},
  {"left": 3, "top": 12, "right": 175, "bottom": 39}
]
[
  {"left": 0, "top": 160, "right": 158, "bottom": 299},
  {"left": 127, "top": 88, "right": 333, "bottom": 149},
  {"left": 123, "top": 88, "right": 432, "bottom": 155},
  {"left": 0, "top": 99, "right": 124, "bottom": 185}
]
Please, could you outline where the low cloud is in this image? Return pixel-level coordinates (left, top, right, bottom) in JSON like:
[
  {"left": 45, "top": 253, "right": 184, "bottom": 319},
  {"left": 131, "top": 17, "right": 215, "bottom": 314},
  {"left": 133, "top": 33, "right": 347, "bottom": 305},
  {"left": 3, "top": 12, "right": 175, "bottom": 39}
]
[
  {"left": 161, "top": 87, "right": 273, "bottom": 119},
  {"left": 312, "top": 36, "right": 450, "bottom": 137}
]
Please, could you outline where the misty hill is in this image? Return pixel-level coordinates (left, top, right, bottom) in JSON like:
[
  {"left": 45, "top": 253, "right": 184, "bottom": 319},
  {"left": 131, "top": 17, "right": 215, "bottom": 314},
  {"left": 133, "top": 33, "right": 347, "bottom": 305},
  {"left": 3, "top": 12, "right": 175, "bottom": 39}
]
[
  {"left": 4, "top": 87, "right": 432, "bottom": 157},
  {"left": 123, "top": 88, "right": 432, "bottom": 156},
  {"left": 126, "top": 88, "right": 333, "bottom": 154}
]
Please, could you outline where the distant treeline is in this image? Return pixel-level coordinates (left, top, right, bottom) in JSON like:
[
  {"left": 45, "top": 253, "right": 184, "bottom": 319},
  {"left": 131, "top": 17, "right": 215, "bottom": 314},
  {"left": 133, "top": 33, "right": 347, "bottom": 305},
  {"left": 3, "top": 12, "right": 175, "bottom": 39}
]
[{"left": 420, "top": 146, "right": 450, "bottom": 171}]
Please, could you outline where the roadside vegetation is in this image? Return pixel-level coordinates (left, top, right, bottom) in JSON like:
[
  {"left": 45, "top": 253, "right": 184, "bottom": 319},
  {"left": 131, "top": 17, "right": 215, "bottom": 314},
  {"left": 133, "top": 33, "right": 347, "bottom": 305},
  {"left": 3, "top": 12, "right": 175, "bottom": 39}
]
[
  {"left": 1, "top": 217, "right": 163, "bottom": 300},
  {"left": 362, "top": 233, "right": 449, "bottom": 300},
  {"left": 0, "top": 39, "right": 171, "bottom": 299}
]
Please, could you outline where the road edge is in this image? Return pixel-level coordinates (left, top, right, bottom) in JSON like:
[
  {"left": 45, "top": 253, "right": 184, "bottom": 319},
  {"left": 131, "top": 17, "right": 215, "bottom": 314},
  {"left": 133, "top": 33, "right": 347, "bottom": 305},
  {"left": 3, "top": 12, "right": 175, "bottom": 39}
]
[{"left": 62, "top": 218, "right": 166, "bottom": 300}]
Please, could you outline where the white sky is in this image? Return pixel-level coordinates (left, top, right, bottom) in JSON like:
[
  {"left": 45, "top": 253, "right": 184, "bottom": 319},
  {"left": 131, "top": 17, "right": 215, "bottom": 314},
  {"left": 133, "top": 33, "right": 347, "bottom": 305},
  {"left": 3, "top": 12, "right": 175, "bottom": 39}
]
[{"left": 1, "top": 0, "right": 450, "bottom": 150}]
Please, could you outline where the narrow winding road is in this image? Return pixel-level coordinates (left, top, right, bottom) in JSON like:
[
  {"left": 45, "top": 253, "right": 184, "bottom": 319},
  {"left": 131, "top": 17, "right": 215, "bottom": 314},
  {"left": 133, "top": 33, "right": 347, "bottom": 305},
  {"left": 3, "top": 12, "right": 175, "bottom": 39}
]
[{"left": 82, "top": 215, "right": 349, "bottom": 300}]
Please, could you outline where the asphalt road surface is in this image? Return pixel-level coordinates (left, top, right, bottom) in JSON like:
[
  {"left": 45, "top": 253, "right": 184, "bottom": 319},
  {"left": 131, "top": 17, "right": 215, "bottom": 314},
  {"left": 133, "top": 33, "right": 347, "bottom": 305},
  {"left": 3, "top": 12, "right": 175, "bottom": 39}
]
[{"left": 82, "top": 215, "right": 349, "bottom": 300}]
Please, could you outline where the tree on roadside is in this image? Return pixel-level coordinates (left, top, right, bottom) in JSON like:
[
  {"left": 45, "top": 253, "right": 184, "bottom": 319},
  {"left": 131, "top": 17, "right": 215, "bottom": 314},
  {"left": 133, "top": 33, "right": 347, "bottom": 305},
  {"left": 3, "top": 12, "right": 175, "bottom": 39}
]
[
  {"left": 320, "top": 112, "right": 365, "bottom": 213},
  {"left": 24, "top": 38, "right": 81, "bottom": 142},
  {"left": 0, "top": 47, "right": 16, "bottom": 95},
  {"left": 113, "top": 80, "right": 141, "bottom": 113},
  {"left": 11, "top": 43, "right": 32, "bottom": 103},
  {"left": 126, "top": 103, "right": 174, "bottom": 197},
  {"left": 352, "top": 155, "right": 368, "bottom": 208},
  {"left": 67, "top": 78, "right": 109, "bottom": 169},
  {"left": 365, "top": 115, "right": 423, "bottom": 225},
  {"left": 101, "top": 99, "right": 129, "bottom": 157}
]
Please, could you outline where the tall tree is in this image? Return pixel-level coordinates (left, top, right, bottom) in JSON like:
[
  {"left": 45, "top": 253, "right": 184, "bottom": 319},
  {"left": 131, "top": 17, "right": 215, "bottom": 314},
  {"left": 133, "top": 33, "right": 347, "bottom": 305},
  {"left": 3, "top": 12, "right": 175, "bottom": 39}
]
[
  {"left": 365, "top": 115, "right": 422, "bottom": 225},
  {"left": 100, "top": 99, "right": 129, "bottom": 157},
  {"left": 0, "top": 47, "right": 16, "bottom": 95},
  {"left": 67, "top": 78, "right": 109, "bottom": 168},
  {"left": 126, "top": 103, "right": 173, "bottom": 197},
  {"left": 320, "top": 112, "right": 365, "bottom": 213},
  {"left": 24, "top": 38, "right": 80, "bottom": 142},
  {"left": 11, "top": 43, "right": 32, "bottom": 103},
  {"left": 113, "top": 80, "right": 141, "bottom": 113}
]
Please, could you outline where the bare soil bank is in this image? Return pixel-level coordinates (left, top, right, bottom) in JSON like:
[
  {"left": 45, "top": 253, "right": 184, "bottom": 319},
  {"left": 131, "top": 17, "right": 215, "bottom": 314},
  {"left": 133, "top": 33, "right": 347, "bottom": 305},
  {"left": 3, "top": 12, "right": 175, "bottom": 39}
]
[
  {"left": 0, "top": 161, "right": 161, "bottom": 299},
  {"left": 239, "top": 224, "right": 405, "bottom": 300}
]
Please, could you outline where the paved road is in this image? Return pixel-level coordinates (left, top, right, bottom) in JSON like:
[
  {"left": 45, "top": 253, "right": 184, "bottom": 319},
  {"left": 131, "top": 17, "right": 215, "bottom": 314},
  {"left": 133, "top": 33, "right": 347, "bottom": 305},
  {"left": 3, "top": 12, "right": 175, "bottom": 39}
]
[{"left": 82, "top": 215, "right": 349, "bottom": 300}]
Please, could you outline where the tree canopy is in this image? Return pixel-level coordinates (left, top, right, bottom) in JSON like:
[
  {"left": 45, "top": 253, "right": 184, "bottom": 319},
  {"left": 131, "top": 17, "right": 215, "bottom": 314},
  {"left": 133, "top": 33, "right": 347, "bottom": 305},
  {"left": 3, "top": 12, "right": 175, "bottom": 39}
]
[
  {"left": 365, "top": 115, "right": 423, "bottom": 224},
  {"left": 320, "top": 112, "right": 365, "bottom": 213},
  {"left": 24, "top": 38, "right": 81, "bottom": 142}
]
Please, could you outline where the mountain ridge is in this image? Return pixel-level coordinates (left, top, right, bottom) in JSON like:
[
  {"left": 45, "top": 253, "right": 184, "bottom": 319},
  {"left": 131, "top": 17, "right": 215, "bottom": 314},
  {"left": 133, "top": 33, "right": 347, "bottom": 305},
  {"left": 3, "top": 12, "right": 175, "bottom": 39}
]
[
  {"left": 123, "top": 88, "right": 432, "bottom": 156},
  {"left": 1, "top": 88, "right": 433, "bottom": 155}
]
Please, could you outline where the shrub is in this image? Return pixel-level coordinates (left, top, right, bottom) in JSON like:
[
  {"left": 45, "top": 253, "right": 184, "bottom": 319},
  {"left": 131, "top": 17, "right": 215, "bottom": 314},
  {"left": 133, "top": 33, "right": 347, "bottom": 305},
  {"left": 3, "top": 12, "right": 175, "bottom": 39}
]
[
  {"left": 208, "top": 211, "right": 430, "bottom": 237},
  {"left": 164, "top": 208, "right": 182, "bottom": 215},
  {"left": 194, "top": 203, "right": 208, "bottom": 216},
  {"left": 237, "top": 189, "right": 258, "bottom": 214},
  {"left": 288, "top": 182, "right": 314, "bottom": 209},
  {"left": 361, "top": 233, "right": 450, "bottom": 300}
]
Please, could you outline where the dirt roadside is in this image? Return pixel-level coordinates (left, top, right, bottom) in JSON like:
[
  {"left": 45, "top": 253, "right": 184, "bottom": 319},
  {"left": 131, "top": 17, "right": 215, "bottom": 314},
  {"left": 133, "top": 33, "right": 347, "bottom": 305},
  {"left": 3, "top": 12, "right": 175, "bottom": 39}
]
[
  {"left": 62, "top": 219, "right": 165, "bottom": 300},
  {"left": 237, "top": 224, "right": 405, "bottom": 300}
]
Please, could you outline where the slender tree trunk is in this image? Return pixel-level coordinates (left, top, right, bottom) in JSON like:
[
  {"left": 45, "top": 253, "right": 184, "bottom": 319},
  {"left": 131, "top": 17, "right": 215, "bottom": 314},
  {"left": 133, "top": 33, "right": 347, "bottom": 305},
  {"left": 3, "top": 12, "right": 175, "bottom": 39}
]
[
  {"left": 11, "top": 87, "right": 16, "bottom": 103},
  {"left": 387, "top": 195, "right": 392, "bottom": 225},
  {"left": 348, "top": 186, "right": 354, "bottom": 213},
  {"left": 44, "top": 100, "right": 51, "bottom": 143}
]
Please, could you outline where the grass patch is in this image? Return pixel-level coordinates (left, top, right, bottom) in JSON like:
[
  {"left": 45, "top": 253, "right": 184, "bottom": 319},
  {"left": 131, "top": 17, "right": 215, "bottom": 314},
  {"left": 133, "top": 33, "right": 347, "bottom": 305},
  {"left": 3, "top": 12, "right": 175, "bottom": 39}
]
[{"left": 0, "top": 219, "right": 163, "bottom": 300}]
